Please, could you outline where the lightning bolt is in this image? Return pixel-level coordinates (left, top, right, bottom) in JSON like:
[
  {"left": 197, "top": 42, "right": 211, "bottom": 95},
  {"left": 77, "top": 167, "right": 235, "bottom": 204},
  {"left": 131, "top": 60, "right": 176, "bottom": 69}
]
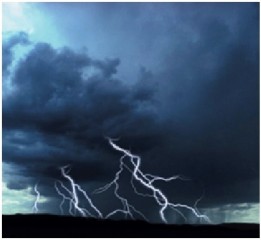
[
  {"left": 32, "top": 183, "right": 40, "bottom": 214},
  {"left": 54, "top": 165, "right": 102, "bottom": 218},
  {"left": 94, "top": 137, "right": 210, "bottom": 224},
  {"left": 34, "top": 137, "right": 209, "bottom": 224}
]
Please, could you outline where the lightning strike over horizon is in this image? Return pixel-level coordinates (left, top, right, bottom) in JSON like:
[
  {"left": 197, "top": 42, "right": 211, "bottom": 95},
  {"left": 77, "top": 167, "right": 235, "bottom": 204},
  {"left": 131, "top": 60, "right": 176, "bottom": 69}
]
[
  {"left": 32, "top": 184, "right": 40, "bottom": 214},
  {"left": 94, "top": 137, "right": 210, "bottom": 224},
  {"left": 54, "top": 165, "right": 103, "bottom": 218},
  {"left": 34, "top": 137, "right": 209, "bottom": 224}
]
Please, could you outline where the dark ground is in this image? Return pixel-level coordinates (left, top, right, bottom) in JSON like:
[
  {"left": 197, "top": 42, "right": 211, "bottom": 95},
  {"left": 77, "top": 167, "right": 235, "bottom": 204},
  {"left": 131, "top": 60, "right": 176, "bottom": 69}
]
[{"left": 2, "top": 214, "right": 260, "bottom": 238}]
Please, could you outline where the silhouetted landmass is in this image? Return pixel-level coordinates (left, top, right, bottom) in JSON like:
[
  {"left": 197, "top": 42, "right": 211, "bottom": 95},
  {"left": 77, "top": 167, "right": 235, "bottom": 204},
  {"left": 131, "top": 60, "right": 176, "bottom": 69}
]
[{"left": 2, "top": 214, "right": 259, "bottom": 238}]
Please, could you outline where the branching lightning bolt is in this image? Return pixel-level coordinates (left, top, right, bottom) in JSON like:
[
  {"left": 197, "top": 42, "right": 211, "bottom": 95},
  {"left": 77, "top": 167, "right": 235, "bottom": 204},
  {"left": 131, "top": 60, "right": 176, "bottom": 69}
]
[
  {"left": 94, "top": 137, "right": 210, "bottom": 224},
  {"left": 54, "top": 165, "right": 102, "bottom": 218},
  {"left": 33, "top": 137, "right": 209, "bottom": 224},
  {"left": 32, "top": 183, "right": 40, "bottom": 214}
]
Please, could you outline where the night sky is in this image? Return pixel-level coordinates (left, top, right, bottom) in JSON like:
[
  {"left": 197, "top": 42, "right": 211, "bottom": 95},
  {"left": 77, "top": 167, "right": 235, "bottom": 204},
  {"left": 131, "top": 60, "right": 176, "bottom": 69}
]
[{"left": 2, "top": 2, "right": 259, "bottom": 224}]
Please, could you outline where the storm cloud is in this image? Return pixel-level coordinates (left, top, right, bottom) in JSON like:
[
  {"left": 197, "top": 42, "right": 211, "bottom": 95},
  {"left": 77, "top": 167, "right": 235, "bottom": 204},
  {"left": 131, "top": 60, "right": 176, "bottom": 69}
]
[{"left": 2, "top": 2, "right": 259, "bottom": 223}]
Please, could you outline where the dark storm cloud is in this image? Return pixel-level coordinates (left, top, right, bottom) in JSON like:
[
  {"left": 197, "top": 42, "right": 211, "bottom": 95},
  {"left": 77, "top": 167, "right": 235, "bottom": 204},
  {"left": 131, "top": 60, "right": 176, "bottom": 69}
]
[
  {"left": 3, "top": 40, "right": 162, "bottom": 190},
  {"left": 3, "top": 2, "right": 259, "bottom": 216},
  {"left": 137, "top": 2, "right": 259, "bottom": 206}
]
